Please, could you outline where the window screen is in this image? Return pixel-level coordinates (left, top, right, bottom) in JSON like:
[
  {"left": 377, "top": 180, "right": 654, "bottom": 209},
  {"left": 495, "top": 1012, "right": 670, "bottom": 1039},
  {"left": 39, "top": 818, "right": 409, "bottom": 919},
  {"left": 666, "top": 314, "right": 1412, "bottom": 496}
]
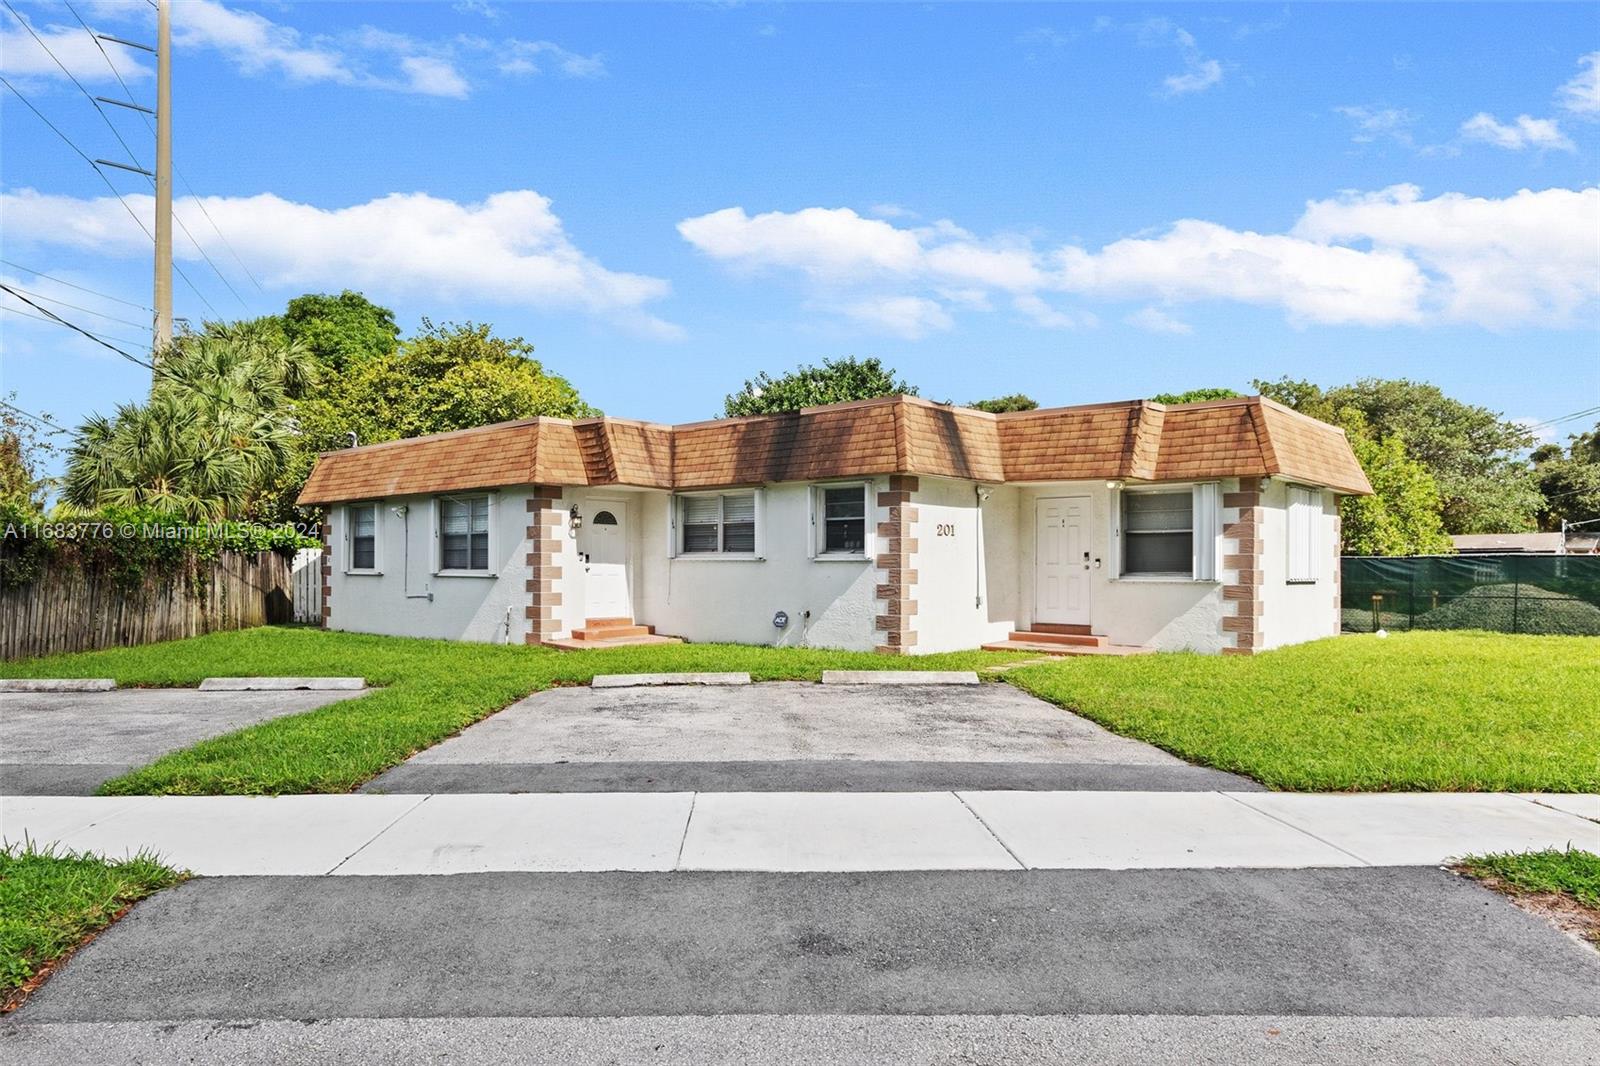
[
  {"left": 821, "top": 485, "right": 867, "bottom": 554},
  {"left": 350, "top": 504, "right": 376, "bottom": 570},
  {"left": 1123, "top": 491, "right": 1193, "bottom": 576},
  {"left": 440, "top": 496, "right": 489, "bottom": 570}
]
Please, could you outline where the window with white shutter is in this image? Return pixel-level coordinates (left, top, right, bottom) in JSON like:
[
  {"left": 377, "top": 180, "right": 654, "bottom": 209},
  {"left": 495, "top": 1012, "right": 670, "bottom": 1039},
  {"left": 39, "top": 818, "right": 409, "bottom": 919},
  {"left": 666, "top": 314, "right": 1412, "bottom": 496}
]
[
  {"left": 439, "top": 495, "right": 490, "bottom": 572},
  {"left": 1287, "top": 485, "right": 1319, "bottom": 583},
  {"left": 347, "top": 503, "right": 378, "bottom": 572},
  {"left": 676, "top": 492, "right": 759, "bottom": 556}
]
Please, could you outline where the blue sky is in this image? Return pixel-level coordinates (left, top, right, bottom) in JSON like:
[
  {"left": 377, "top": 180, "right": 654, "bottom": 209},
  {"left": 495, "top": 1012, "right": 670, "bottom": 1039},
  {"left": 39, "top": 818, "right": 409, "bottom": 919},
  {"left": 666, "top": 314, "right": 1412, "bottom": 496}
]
[{"left": 2, "top": 1, "right": 1597, "bottom": 474}]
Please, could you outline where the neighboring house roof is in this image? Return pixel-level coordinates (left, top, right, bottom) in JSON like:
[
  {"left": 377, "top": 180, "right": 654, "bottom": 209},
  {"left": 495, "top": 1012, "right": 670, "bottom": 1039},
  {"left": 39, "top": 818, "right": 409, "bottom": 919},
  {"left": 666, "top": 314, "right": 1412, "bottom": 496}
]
[
  {"left": 298, "top": 394, "right": 1373, "bottom": 505},
  {"left": 1450, "top": 532, "right": 1567, "bottom": 554}
]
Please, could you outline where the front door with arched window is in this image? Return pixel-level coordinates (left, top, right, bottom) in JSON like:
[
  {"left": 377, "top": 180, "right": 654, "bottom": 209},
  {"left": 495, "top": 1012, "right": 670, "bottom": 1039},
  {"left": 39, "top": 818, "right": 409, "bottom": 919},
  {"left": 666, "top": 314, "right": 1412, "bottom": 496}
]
[{"left": 578, "top": 502, "right": 631, "bottom": 620}]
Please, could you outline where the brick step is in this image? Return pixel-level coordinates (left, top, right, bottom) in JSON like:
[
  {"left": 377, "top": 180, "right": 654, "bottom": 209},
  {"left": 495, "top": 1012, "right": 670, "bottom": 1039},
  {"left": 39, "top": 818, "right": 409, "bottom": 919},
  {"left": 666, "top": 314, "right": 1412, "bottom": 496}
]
[
  {"left": 572, "top": 623, "right": 652, "bottom": 641},
  {"left": 981, "top": 639, "right": 1153, "bottom": 656},
  {"left": 1029, "top": 623, "right": 1094, "bottom": 635},
  {"left": 1007, "top": 630, "right": 1107, "bottom": 647},
  {"left": 584, "top": 617, "right": 635, "bottom": 629}
]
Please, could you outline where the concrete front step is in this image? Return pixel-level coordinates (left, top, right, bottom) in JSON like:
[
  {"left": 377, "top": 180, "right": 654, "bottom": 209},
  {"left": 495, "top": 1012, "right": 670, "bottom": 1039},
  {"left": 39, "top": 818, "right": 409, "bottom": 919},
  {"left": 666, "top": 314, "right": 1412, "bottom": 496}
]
[
  {"left": 1006, "top": 630, "right": 1107, "bottom": 648},
  {"left": 572, "top": 624, "right": 653, "bottom": 641},
  {"left": 1030, "top": 623, "right": 1094, "bottom": 635},
  {"left": 544, "top": 634, "right": 683, "bottom": 652},
  {"left": 981, "top": 639, "right": 1153, "bottom": 656}
]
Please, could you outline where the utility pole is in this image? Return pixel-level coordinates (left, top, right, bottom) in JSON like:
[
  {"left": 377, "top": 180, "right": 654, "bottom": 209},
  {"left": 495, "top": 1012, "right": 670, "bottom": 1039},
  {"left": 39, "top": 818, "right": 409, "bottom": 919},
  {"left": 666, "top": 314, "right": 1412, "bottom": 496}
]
[{"left": 152, "top": 0, "right": 172, "bottom": 360}]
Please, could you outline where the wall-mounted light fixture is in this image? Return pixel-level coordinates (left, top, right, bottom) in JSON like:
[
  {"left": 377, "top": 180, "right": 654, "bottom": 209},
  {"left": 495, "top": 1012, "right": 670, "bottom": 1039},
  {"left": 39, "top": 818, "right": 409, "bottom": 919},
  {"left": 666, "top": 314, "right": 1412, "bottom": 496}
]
[
  {"left": 1105, "top": 480, "right": 1124, "bottom": 490},
  {"left": 569, "top": 504, "right": 583, "bottom": 531}
]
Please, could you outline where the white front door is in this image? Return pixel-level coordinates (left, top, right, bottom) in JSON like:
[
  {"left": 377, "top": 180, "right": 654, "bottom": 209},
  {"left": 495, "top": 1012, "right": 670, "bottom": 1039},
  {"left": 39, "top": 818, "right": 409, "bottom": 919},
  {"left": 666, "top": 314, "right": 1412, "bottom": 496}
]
[
  {"left": 580, "top": 503, "right": 631, "bottom": 620},
  {"left": 1034, "top": 496, "right": 1091, "bottom": 625}
]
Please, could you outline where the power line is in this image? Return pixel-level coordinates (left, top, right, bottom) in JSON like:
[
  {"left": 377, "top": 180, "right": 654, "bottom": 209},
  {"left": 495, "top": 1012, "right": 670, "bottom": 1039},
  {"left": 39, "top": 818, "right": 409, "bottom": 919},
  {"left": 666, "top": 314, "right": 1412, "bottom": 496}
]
[
  {"left": 0, "top": 304, "right": 152, "bottom": 350},
  {"left": 6, "top": 1, "right": 246, "bottom": 315},
  {"left": 0, "top": 259, "right": 154, "bottom": 312},
  {"left": 1524, "top": 406, "right": 1600, "bottom": 433},
  {"left": 0, "top": 399, "right": 69, "bottom": 435},
  {"left": 0, "top": 284, "right": 153, "bottom": 369},
  {"left": 0, "top": 74, "right": 220, "bottom": 323},
  {"left": 1, "top": 283, "right": 148, "bottom": 330}
]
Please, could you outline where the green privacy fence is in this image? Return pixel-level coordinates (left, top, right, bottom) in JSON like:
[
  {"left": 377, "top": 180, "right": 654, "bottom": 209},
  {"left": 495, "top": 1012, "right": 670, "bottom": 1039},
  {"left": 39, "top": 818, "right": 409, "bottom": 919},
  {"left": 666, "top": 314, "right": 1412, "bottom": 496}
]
[{"left": 1341, "top": 554, "right": 1600, "bottom": 636}]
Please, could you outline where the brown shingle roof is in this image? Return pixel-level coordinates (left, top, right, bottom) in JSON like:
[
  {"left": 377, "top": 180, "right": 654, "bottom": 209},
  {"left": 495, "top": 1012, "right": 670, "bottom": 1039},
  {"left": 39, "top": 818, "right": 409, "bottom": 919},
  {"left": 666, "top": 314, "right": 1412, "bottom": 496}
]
[{"left": 297, "top": 394, "right": 1371, "bottom": 504}]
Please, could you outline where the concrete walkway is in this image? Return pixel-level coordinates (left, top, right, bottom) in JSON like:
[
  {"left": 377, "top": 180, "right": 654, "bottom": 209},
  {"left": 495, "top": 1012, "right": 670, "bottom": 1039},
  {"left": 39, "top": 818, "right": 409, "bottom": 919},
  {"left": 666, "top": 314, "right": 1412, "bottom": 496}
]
[{"left": 4, "top": 791, "right": 1594, "bottom": 876}]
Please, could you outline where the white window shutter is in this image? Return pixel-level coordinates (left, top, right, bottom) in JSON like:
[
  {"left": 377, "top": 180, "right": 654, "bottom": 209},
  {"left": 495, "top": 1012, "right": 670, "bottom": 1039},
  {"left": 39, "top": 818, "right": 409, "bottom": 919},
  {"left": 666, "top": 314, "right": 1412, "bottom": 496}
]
[
  {"left": 1287, "top": 486, "right": 1318, "bottom": 582},
  {"left": 753, "top": 488, "right": 767, "bottom": 559},
  {"left": 1192, "top": 482, "right": 1220, "bottom": 581},
  {"left": 667, "top": 496, "right": 679, "bottom": 558},
  {"left": 1106, "top": 484, "right": 1122, "bottom": 577},
  {"left": 862, "top": 481, "right": 876, "bottom": 559}
]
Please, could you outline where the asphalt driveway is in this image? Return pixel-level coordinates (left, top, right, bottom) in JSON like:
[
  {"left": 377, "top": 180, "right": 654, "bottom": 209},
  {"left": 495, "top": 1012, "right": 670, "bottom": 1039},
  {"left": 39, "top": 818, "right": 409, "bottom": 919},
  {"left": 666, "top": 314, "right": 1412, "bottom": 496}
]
[
  {"left": 0, "top": 689, "right": 361, "bottom": 795},
  {"left": 363, "top": 682, "right": 1258, "bottom": 793}
]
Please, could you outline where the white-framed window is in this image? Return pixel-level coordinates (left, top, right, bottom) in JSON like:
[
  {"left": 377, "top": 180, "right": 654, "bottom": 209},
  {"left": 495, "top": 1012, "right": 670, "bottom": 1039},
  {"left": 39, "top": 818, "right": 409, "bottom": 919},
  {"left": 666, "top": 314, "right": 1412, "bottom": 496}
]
[
  {"left": 1287, "top": 485, "right": 1320, "bottom": 583},
  {"left": 438, "top": 494, "right": 491, "bottom": 573},
  {"left": 1121, "top": 489, "right": 1194, "bottom": 577},
  {"left": 346, "top": 502, "right": 378, "bottom": 573},
  {"left": 676, "top": 491, "right": 758, "bottom": 556},
  {"left": 815, "top": 482, "right": 869, "bottom": 557}
]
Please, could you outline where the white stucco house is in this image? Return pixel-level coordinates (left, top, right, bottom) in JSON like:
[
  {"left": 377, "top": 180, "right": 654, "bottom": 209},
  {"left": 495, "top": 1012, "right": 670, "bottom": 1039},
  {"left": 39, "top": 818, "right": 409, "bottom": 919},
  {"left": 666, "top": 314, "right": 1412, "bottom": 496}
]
[{"left": 298, "top": 394, "right": 1371, "bottom": 656}]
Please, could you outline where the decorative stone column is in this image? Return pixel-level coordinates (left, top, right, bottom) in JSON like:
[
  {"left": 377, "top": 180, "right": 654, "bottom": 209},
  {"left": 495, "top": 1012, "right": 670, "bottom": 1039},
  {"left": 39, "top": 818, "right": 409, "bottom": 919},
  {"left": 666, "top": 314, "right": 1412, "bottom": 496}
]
[
  {"left": 319, "top": 519, "right": 332, "bottom": 628},
  {"left": 524, "top": 486, "right": 564, "bottom": 644},
  {"left": 1220, "top": 477, "right": 1264, "bottom": 655},
  {"left": 875, "top": 474, "right": 919, "bottom": 654}
]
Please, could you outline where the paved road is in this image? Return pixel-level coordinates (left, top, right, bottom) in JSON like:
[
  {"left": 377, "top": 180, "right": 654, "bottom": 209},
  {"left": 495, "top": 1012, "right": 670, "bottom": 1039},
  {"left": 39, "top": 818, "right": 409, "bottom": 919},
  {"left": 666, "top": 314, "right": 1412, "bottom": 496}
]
[
  {"left": 364, "top": 682, "right": 1259, "bottom": 793},
  {"left": 16, "top": 869, "right": 1599, "bottom": 1021},
  {"left": 0, "top": 689, "right": 360, "bottom": 795},
  {"left": 7, "top": 1015, "right": 1598, "bottom": 1066}
]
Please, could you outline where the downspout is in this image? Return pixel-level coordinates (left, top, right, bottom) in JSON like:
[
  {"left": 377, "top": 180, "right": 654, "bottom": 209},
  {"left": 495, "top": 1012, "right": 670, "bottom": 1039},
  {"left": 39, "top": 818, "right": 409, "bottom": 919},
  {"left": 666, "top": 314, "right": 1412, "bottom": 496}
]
[{"left": 974, "top": 484, "right": 989, "bottom": 609}]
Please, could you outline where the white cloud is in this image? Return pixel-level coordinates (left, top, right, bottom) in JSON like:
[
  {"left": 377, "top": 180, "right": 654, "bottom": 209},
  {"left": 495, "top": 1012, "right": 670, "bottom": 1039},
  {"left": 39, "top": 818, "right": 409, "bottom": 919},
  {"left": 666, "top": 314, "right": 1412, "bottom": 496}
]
[
  {"left": 1336, "top": 106, "right": 1417, "bottom": 146},
  {"left": 841, "top": 296, "right": 952, "bottom": 339},
  {"left": 497, "top": 40, "right": 606, "bottom": 79},
  {"left": 398, "top": 55, "right": 470, "bottom": 98},
  {"left": 452, "top": 0, "right": 503, "bottom": 20},
  {"left": 1292, "top": 184, "right": 1600, "bottom": 327},
  {"left": 1459, "top": 112, "right": 1574, "bottom": 152},
  {"left": 679, "top": 207, "right": 923, "bottom": 280},
  {"left": 1128, "top": 17, "right": 1224, "bottom": 97},
  {"left": 1164, "top": 58, "right": 1223, "bottom": 97},
  {"left": 0, "top": 16, "right": 151, "bottom": 83},
  {"left": 1558, "top": 51, "right": 1600, "bottom": 116},
  {"left": 2, "top": 187, "right": 680, "bottom": 339},
  {"left": 1125, "top": 307, "right": 1193, "bottom": 335},
  {"left": 680, "top": 185, "right": 1599, "bottom": 335}
]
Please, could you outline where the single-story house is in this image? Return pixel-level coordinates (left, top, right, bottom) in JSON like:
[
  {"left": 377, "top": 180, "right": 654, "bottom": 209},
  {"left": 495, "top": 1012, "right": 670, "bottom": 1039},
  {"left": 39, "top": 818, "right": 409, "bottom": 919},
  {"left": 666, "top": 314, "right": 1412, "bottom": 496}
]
[
  {"left": 1450, "top": 532, "right": 1567, "bottom": 555},
  {"left": 297, "top": 394, "right": 1371, "bottom": 656}
]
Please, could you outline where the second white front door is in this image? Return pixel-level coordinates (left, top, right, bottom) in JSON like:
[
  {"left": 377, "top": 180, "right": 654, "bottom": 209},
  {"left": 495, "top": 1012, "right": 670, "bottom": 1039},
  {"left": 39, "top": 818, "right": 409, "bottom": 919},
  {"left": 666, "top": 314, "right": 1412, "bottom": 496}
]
[
  {"left": 1034, "top": 496, "right": 1091, "bottom": 625},
  {"left": 580, "top": 503, "right": 631, "bottom": 620}
]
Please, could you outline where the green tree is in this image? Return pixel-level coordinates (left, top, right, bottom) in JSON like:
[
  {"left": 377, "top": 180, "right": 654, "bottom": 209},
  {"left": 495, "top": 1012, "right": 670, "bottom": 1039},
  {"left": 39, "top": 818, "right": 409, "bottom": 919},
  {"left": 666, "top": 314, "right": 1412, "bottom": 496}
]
[
  {"left": 1532, "top": 425, "right": 1600, "bottom": 531},
  {"left": 1150, "top": 387, "right": 1242, "bottom": 405},
  {"left": 1338, "top": 415, "right": 1454, "bottom": 555},
  {"left": 1255, "top": 376, "right": 1540, "bottom": 535},
  {"left": 0, "top": 393, "right": 57, "bottom": 511},
  {"left": 968, "top": 394, "right": 1039, "bottom": 413},
  {"left": 270, "top": 291, "right": 401, "bottom": 373},
  {"left": 723, "top": 357, "right": 917, "bottom": 417},
  {"left": 63, "top": 323, "right": 316, "bottom": 521}
]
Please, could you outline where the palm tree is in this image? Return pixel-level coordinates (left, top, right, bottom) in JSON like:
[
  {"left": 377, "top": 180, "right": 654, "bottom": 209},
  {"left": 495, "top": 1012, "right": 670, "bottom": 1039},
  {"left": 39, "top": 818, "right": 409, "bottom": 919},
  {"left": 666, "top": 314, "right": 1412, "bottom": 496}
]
[{"left": 63, "top": 324, "right": 316, "bottom": 521}]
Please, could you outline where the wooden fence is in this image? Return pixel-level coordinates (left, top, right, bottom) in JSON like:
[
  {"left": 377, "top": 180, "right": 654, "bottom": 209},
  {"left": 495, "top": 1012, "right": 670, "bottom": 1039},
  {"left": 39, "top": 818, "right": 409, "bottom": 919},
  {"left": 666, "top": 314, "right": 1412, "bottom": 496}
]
[
  {"left": 291, "top": 547, "right": 324, "bottom": 624},
  {"left": 0, "top": 550, "right": 295, "bottom": 661}
]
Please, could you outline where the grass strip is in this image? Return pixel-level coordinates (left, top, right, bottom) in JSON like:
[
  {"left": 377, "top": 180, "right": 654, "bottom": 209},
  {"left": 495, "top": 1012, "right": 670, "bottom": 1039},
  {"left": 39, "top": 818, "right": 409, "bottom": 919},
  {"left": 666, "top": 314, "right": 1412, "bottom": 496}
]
[
  {"left": 1454, "top": 847, "right": 1600, "bottom": 945},
  {"left": 1, "top": 842, "right": 185, "bottom": 1008},
  {"left": 1, "top": 626, "right": 1031, "bottom": 795}
]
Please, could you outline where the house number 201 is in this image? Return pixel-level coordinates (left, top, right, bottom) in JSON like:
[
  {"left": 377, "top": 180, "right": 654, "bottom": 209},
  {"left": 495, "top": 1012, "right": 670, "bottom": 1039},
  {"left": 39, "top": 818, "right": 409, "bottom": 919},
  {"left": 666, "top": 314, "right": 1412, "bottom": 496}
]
[{"left": 936, "top": 523, "right": 956, "bottom": 537}]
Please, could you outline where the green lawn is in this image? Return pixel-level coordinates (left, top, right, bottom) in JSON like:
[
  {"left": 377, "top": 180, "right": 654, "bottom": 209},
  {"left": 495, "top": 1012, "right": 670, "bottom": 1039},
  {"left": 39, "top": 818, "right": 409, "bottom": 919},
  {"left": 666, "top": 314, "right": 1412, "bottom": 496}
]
[
  {"left": 1, "top": 843, "right": 184, "bottom": 1003},
  {"left": 1006, "top": 631, "right": 1600, "bottom": 792},
  {"left": 0, "top": 627, "right": 1032, "bottom": 795}
]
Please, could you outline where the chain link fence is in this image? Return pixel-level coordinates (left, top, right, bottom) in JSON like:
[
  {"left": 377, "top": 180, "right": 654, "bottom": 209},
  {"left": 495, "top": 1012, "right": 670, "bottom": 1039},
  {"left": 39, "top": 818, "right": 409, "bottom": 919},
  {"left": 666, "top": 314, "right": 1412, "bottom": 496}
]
[{"left": 1341, "top": 554, "right": 1600, "bottom": 636}]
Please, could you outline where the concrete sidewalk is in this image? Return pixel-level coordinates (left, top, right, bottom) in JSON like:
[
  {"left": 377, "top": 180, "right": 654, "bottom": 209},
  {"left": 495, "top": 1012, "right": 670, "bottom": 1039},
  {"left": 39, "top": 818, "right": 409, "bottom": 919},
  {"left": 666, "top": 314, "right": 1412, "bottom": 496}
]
[{"left": 3, "top": 791, "right": 1594, "bottom": 876}]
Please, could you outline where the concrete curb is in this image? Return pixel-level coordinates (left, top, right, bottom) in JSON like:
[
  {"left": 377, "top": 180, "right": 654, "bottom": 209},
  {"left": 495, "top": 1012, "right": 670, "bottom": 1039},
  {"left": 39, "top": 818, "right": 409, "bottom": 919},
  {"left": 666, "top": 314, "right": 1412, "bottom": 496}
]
[
  {"left": 592, "top": 673, "right": 752, "bottom": 688},
  {"left": 0, "top": 679, "right": 116, "bottom": 693},
  {"left": 820, "top": 671, "right": 980, "bottom": 686},
  {"left": 197, "top": 677, "right": 366, "bottom": 692}
]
